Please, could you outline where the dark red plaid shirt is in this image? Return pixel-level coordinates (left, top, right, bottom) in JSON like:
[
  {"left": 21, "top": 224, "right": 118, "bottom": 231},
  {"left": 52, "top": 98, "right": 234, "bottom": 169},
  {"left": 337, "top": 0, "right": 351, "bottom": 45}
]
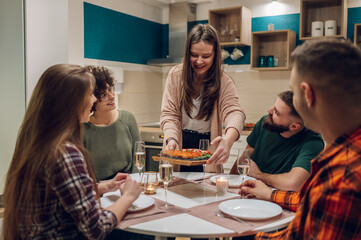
[
  {"left": 256, "top": 126, "right": 361, "bottom": 239},
  {"left": 18, "top": 143, "right": 117, "bottom": 239}
]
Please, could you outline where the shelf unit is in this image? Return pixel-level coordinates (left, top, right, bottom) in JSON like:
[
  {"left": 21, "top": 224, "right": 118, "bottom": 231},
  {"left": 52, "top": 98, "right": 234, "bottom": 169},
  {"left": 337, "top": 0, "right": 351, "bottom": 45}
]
[
  {"left": 354, "top": 23, "right": 361, "bottom": 48},
  {"left": 208, "top": 6, "right": 251, "bottom": 47},
  {"left": 300, "top": 0, "right": 348, "bottom": 40},
  {"left": 251, "top": 30, "right": 296, "bottom": 71}
]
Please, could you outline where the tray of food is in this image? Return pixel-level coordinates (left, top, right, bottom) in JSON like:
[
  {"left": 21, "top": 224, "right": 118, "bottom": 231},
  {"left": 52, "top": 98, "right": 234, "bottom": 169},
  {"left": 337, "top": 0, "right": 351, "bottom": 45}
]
[
  {"left": 243, "top": 123, "right": 255, "bottom": 131},
  {"left": 152, "top": 149, "right": 211, "bottom": 166}
]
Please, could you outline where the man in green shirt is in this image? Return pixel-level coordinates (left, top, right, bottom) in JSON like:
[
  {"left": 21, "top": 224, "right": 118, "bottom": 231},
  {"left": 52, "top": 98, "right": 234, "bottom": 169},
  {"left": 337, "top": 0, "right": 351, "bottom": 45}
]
[{"left": 230, "top": 91, "right": 324, "bottom": 191}]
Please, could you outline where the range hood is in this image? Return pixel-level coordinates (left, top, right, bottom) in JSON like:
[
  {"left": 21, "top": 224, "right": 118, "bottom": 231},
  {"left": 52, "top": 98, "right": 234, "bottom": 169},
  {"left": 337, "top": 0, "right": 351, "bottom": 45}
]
[{"left": 147, "top": 2, "right": 197, "bottom": 66}]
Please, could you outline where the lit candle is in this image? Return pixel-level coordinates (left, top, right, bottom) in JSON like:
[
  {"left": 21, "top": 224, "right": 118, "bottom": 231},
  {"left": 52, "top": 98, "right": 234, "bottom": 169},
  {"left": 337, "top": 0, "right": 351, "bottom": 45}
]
[
  {"left": 145, "top": 183, "right": 156, "bottom": 195},
  {"left": 216, "top": 177, "right": 229, "bottom": 195}
]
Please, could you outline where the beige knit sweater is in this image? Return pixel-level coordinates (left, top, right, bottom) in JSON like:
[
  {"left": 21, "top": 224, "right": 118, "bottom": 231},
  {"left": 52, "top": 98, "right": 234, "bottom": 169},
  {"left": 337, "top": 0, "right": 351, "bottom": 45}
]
[{"left": 160, "top": 64, "right": 246, "bottom": 172}]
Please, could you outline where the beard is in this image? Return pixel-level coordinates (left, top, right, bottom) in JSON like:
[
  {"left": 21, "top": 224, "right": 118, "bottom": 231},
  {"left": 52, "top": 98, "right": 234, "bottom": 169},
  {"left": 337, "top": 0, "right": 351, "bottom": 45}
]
[{"left": 262, "top": 115, "right": 290, "bottom": 133}]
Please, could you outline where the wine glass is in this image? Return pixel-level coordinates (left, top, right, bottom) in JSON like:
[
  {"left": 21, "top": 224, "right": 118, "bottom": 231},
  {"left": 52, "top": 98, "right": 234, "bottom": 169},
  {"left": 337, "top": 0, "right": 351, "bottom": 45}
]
[
  {"left": 134, "top": 141, "right": 145, "bottom": 181},
  {"left": 238, "top": 149, "right": 250, "bottom": 184},
  {"left": 199, "top": 139, "right": 209, "bottom": 181},
  {"left": 159, "top": 157, "right": 173, "bottom": 208}
]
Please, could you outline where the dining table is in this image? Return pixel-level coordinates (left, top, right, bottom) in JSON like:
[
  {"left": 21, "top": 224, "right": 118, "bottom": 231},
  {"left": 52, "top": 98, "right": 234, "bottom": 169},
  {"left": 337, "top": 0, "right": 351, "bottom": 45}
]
[{"left": 100, "top": 172, "right": 295, "bottom": 240}]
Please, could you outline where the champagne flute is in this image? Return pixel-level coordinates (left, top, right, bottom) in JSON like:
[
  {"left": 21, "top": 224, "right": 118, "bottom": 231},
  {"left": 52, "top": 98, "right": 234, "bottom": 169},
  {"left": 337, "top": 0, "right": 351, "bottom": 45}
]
[
  {"left": 199, "top": 139, "right": 210, "bottom": 181},
  {"left": 134, "top": 141, "right": 145, "bottom": 181},
  {"left": 159, "top": 157, "right": 173, "bottom": 207},
  {"left": 238, "top": 149, "right": 250, "bottom": 184}
]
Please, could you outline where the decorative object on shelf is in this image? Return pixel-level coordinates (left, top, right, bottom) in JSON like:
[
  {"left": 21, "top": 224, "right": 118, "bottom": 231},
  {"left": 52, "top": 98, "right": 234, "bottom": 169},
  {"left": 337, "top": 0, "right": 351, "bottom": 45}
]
[
  {"left": 311, "top": 21, "right": 324, "bottom": 37},
  {"left": 274, "top": 57, "right": 279, "bottom": 67},
  {"left": 221, "top": 49, "right": 230, "bottom": 60},
  {"left": 354, "top": 23, "right": 361, "bottom": 48},
  {"left": 268, "top": 23, "right": 274, "bottom": 31},
  {"left": 209, "top": 6, "right": 252, "bottom": 47},
  {"left": 325, "top": 20, "right": 337, "bottom": 36},
  {"left": 258, "top": 56, "right": 267, "bottom": 67},
  {"left": 251, "top": 29, "right": 296, "bottom": 71},
  {"left": 266, "top": 55, "right": 274, "bottom": 67},
  {"left": 230, "top": 48, "right": 244, "bottom": 60},
  {"left": 300, "top": 0, "right": 347, "bottom": 40}
]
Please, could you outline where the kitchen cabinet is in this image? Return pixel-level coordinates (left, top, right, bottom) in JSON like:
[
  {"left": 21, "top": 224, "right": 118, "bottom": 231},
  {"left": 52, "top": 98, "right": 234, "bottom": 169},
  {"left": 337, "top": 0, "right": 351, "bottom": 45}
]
[
  {"left": 354, "top": 23, "right": 361, "bottom": 48},
  {"left": 300, "top": 0, "right": 348, "bottom": 40},
  {"left": 208, "top": 6, "right": 251, "bottom": 47},
  {"left": 251, "top": 30, "right": 296, "bottom": 71}
]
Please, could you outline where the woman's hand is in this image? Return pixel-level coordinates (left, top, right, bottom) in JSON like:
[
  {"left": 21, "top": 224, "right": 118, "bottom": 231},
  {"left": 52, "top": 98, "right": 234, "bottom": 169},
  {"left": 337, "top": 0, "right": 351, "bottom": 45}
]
[
  {"left": 238, "top": 179, "right": 273, "bottom": 201},
  {"left": 120, "top": 176, "right": 142, "bottom": 202},
  {"left": 97, "top": 173, "right": 128, "bottom": 196},
  {"left": 165, "top": 139, "right": 179, "bottom": 150},
  {"left": 206, "top": 136, "right": 232, "bottom": 164}
]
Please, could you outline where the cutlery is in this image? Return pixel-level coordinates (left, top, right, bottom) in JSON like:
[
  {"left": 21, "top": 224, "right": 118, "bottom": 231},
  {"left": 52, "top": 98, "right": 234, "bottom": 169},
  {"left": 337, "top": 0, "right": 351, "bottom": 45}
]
[
  {"left": 125, "top": 211, "right": 165, "bottom": 220},
  {"left": 214, "top": 209, "right": 253, "bottom": 226}
]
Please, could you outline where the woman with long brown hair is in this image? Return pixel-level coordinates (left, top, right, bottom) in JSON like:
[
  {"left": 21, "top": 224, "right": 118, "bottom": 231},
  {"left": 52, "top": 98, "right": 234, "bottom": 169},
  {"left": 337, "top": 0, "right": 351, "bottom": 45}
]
[
  {"left": 161, "top": 24, "right": 246, "bottom": 172},
  {"left": 2, "top": 64, "right": 141, "bottom": 239}
]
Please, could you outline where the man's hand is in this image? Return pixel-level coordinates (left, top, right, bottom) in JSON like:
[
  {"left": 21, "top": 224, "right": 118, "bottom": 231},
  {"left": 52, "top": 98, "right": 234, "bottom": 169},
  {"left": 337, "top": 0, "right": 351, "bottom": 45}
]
[
  {"left": 238, "top": 179, "right": 273, "bottom": 201},
  {"left": 248, "top": 159, "right": 262, "bottom": 179}
]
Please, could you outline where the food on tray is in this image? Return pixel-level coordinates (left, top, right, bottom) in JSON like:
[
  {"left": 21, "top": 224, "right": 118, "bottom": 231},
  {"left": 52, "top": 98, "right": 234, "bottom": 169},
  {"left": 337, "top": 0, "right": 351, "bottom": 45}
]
[
  {"left": 243, "top": 123, "right": 255, "bottom": 130},
  {"left": 162, "top": 149, "right": 212, "bottom": 160}
]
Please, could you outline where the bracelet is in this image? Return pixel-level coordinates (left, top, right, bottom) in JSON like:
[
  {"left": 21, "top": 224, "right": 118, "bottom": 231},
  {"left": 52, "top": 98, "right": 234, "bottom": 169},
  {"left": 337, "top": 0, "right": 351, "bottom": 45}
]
[{"left": 166, "top": 137, "right": 178, "bottom": 145}]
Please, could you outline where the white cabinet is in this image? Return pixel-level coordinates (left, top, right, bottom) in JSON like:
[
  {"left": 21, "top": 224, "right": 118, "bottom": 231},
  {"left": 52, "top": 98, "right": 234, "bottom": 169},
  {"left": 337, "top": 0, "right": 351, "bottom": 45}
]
[{"left": 223, "top": 135, "right": 248, "bottom": 173}]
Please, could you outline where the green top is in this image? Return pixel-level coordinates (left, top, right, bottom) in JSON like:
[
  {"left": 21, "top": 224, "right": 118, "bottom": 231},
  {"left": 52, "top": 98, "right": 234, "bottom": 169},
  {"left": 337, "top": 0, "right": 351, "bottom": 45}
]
[
  {"left": 83, "top": 110, "right": 140, "bottom": 180},
  {"left": 247, "top": 115, "right": 324, "bottom": 174}
]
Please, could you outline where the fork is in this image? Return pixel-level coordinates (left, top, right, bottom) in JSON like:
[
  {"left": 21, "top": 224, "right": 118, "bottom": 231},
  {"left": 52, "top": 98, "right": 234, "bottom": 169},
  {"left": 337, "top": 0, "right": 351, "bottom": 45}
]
[{"left": 214, "top": 209, "right": 253, "bottom": 226}]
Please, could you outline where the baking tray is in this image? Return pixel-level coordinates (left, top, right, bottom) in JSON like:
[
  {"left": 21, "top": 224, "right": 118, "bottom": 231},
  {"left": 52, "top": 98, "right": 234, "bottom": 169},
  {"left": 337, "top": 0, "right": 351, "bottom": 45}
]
[{"left": 152, "top": 156, "right": 207, "bottom": 166}]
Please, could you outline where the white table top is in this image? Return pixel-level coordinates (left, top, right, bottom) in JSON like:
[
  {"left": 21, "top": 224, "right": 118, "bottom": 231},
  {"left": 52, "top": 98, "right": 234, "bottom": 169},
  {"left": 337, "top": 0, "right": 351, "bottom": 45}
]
[{"left": 112, "top": 172, "right": 294, "bottom": 239}]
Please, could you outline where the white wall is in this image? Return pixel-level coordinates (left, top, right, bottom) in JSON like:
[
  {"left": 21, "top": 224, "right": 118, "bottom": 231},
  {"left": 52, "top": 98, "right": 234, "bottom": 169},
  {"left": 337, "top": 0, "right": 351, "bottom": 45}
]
[
  {"left": 0, "top": 0, "right": 26, "bottom": 194},
  {"left": 25, "top": 0, "right": 69, "bottom": 102}
]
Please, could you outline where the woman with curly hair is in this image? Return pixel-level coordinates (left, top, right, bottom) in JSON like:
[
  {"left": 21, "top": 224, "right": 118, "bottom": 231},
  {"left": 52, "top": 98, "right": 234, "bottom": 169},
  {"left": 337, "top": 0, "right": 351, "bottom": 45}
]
[{"left": 83, "top": 65, "right": 141, "bottom": 181}]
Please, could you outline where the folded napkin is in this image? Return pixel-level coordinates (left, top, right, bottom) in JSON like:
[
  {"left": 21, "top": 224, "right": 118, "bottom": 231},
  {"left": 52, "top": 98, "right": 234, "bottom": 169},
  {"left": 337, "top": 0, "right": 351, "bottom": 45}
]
[
  {"left": 188, "top": 197, "right": 295, "bottom": 235},
  {"left": 118, "top": 198, "right": 190, "bottom": 229}
]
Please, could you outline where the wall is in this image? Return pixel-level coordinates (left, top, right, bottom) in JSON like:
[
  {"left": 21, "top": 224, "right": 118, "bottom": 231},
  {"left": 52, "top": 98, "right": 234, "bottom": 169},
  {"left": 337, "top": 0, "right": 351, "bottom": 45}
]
[{"left": 0, "top": 0, "right": 26, "bottom": 193}]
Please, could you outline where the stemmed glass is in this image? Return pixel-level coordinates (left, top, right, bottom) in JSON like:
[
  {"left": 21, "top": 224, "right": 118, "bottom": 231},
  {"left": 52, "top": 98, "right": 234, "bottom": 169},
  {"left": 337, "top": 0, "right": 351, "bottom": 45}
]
[
  {"left": 134, "top": 141, "right": 145, "bottom": 181},
  {"left": 238, "top": 149, "right": 250, "bottom": 184},
  {"left": 199, "top": 139, "right": 209, "bottom": 181},
  {"left": 159, "top": 156, "right": 173, "bottom": 208}
]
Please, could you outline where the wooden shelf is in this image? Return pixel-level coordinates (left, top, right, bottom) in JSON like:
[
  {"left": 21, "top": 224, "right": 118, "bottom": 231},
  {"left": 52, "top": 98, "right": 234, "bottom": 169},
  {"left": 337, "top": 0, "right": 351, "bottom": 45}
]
[
  {"left": 354, "top": 23, "right": 361, "bottom": 48},
  {"left": 208, "top": 6, "right": 251, "bottom": 46},
  {"left": 251, "top": 30, "right": 296, "bottom": 71},
  {"left": 300, "top": 0, "right": 348, "bottom": 40}
]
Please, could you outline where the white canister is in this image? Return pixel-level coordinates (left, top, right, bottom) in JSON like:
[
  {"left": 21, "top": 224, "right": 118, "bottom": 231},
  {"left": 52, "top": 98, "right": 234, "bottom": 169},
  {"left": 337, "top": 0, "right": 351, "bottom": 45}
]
[
  {"left": 311, "top": 21, "right": 324, "bottom": 37},
  {"left": 325, "top": 20, "right": 337, "bottom": 36}
]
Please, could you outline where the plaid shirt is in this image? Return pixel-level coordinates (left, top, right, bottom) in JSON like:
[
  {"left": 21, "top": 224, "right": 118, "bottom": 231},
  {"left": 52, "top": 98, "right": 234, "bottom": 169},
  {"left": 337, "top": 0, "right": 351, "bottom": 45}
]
[
  {"left": 256, "top": 126, "right": 361, "bottom": 240},
  {"left": 19, "top": 143, "right": 117, "bottom": 239}
]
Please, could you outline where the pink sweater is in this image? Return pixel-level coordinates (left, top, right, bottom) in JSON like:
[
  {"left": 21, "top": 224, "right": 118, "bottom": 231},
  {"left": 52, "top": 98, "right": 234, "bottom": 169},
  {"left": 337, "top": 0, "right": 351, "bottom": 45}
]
[{"left": 160, "top": 64, "right": 246, "bottom": 153}]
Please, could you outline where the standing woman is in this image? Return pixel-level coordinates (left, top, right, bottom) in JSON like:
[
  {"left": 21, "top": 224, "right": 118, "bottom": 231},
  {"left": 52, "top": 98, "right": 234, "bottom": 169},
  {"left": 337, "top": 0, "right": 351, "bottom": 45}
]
[
  {"left": 161, "top": 24, "right": 246, "bottom": 172},
  {"left": 2, "top": 64, "right": 141, "bottom": 239},
  {"left": 83, "top": 65, "right": 141, "bottom": 181}
]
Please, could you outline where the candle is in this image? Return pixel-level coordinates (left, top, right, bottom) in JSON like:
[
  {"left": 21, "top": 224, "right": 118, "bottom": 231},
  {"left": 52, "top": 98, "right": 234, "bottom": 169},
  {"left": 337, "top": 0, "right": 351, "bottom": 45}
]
[
  {"left": 145, "top": 183, "right": 156, "bottom": 195},
  {"left": 216, "top": 177, "right": 229, "bottom": 195}
]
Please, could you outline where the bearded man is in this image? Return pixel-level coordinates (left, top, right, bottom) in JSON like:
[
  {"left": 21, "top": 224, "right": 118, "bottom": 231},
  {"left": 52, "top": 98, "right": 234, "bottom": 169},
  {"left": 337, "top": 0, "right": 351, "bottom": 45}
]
[{"left": 230, "top": 91, "right": 324, "bottom": 191}]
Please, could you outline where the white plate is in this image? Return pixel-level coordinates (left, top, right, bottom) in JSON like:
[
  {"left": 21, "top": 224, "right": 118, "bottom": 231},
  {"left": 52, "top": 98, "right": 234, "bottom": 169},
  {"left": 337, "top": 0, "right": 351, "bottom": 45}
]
[
  {"left": 210, "top": 175, "right": 255, "bottom": 187},
  {"left": 219, "top": 199, "right": 282, "bottom": 220},
  {"left": 101, "top": 191, "right": 155, "bottom": 212}
]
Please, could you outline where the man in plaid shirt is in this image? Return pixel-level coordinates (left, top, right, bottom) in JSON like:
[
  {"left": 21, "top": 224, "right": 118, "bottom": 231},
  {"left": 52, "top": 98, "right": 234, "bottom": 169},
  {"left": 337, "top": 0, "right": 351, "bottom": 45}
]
[{"left": 240, "top": 38, "right": 361, "bottom": 239}]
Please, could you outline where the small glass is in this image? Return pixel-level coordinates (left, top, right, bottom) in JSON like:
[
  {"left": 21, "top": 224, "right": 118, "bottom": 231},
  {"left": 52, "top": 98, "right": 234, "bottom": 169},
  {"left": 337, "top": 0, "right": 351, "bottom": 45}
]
[
  {"left": 216, "top": 176, "right": 229, "bottom": 195},
  {"left": 238, "top": 149, "right": 250, "bottom": 184},
  {"left": 142, "top": 171, "right": 159, "bottom": 195},
  {"left": 199, "top": 139, "right": 210, "bottom": 181}
]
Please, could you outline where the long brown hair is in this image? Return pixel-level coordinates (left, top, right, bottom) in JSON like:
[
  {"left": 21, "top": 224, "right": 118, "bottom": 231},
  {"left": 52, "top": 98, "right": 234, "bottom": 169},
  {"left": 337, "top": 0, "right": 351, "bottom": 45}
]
[
  {"left": 182, "top": 24, "right": 222, "bottom": 121},
  {"left": 2, "top": 64, "right": 97, "bottom": 239}
]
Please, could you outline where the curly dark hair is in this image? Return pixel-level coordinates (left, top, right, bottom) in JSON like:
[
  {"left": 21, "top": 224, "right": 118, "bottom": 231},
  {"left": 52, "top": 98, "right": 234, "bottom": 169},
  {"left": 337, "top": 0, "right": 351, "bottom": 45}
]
[{"left": 85, "top": 65, "right": 115, "bottom": 111}]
